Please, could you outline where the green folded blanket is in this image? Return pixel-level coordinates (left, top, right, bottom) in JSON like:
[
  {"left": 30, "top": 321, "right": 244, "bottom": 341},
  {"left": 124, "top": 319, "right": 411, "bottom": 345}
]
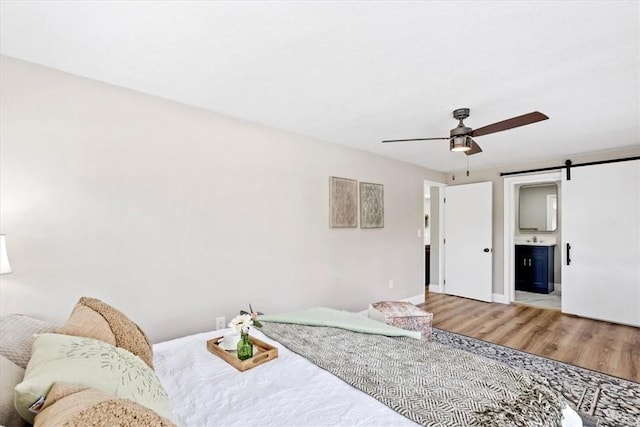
[{"left": 260, "top": 307, "right": 420, "bottom": 339}]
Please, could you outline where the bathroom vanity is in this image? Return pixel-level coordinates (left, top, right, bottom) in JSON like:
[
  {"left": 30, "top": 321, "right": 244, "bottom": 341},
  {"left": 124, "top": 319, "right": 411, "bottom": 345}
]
[{"left": 515, "top": 242, "right": 555, "bottom": 294}]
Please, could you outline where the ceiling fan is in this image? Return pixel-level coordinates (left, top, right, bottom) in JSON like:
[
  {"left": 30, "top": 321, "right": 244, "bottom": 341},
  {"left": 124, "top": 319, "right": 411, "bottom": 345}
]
[{"left": 382, "top": 108, "right": 548, "bottom": 155}]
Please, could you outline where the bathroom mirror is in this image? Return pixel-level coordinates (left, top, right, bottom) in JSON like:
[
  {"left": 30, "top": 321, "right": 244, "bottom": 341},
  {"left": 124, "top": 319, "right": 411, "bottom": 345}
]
[{"left": 519, "top": 183, "right": 558, "bottom": 232}]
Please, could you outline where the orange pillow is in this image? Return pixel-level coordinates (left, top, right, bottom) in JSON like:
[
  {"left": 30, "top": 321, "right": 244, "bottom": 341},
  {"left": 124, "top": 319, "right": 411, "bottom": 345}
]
[
  {"left": 35, "top": 383, "right": 175, "bottom": 427},
  {"left": 55, "top": 297, "right": 153, "bottom": 369}
]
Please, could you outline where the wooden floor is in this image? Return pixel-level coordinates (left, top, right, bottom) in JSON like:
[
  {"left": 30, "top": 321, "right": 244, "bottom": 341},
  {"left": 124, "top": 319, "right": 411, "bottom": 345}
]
[{"left": 418, "top": 291, "right": 640, "bottom": 383}]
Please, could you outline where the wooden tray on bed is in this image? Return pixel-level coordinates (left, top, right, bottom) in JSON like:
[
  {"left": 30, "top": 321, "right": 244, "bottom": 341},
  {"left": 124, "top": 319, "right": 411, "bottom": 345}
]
[{"left": 206, "top": 335, "right": 278, "bottom": 372}]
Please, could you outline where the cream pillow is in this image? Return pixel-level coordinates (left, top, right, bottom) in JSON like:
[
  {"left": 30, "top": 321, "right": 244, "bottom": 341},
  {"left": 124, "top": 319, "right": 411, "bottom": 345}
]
[{"left": 14, "top": 333, "right": 173, "bottom": 425}]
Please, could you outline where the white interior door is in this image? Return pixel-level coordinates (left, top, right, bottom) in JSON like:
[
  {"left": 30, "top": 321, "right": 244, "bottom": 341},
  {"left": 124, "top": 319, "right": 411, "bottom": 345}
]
[
  {"left": 562, "top": 160, "right": 640, "bottom": 326},
  {"left": 444, "top": 181, "right": 493, "bottom": 302}
]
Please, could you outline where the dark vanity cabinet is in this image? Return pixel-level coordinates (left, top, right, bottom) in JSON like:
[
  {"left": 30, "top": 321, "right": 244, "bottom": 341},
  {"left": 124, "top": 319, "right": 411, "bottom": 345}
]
[{"left": 515, "top": 245, "right": 554, "bottom": 294}]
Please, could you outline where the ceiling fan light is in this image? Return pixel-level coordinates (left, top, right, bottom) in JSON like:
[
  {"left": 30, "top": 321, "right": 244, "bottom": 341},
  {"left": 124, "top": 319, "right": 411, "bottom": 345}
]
[{"left": 450, "top": 136, "right": 471, "bottom": 152}]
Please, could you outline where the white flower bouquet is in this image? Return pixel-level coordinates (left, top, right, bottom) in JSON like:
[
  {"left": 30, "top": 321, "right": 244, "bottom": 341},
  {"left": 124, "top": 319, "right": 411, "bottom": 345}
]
[{"left": 228, "top": 304, "right": 263, "bottom": 334}]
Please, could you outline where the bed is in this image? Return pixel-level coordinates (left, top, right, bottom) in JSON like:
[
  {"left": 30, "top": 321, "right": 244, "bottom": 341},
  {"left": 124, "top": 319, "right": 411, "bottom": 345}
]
[
  {"left": 0, "top": 298, "right": 583, "bottom": 427},
  {"left": 154, "top": 312, "right": 583, "bottom": 427}
]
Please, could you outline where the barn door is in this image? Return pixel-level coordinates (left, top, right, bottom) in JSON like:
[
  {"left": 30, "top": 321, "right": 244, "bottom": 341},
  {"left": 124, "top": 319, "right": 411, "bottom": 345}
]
[{"left": 562, "top": 159, "right": 640, "bottom": 326}]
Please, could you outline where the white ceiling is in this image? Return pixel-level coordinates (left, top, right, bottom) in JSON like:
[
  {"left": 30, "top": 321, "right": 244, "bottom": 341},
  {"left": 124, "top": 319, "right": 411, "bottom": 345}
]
[{"left": 1, "top": 1, "right": 638, "bottom": 172}]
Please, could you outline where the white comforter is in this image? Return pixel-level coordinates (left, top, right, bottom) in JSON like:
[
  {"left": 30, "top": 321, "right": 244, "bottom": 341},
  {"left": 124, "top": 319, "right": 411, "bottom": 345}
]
[{"left": 154, "top": 328, "right": 583, "bottom": 427}]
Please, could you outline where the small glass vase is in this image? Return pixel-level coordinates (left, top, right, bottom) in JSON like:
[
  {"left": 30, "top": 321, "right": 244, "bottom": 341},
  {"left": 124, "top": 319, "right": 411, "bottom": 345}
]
[{"left": 237, "top": 332, "right": 253, "bottom": 360}]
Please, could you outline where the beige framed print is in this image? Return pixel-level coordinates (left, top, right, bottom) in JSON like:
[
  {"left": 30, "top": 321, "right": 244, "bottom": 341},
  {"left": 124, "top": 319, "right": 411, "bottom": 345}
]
[
  {"left": 329, "top": 176, "right": 358, "bottom": 228},
  {"left": 360, "top": 182, "right": 384, "bottom": 228}
]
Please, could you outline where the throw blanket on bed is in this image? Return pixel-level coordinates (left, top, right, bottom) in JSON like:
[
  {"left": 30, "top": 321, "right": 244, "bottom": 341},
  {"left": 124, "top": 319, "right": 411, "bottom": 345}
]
[
  {"left": 260, "top": 321, "right": 565, "bottom": 427},
  {"left": 260, "top": 307, "right": 421, "bottom": 339}
]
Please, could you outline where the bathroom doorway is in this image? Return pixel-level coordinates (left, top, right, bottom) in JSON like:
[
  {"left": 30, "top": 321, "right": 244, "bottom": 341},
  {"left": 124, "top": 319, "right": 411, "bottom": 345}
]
[{"left": 503, "top": 172, "right": 562, "bottom": 310}]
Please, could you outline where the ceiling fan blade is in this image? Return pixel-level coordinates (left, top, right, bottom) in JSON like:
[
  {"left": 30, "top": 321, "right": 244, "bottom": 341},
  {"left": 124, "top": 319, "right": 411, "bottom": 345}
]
[
  {"left": 382, "top": 137, "right": 449, "bottom": 143},
  {"left": 465, "top": 139, "right": 483, "bottom": 156},
  {"left": 470, "top": 111, "right": 548, "bottom": 137}
]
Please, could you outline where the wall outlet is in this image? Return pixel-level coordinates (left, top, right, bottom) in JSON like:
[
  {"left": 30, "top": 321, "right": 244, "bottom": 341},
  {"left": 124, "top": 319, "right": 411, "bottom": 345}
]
[
  {"left": 216, "top": 316, "right": 226, "bottom": 330},
  {"left": 388, "top": 279, "right": 394, "bottom": 289}
]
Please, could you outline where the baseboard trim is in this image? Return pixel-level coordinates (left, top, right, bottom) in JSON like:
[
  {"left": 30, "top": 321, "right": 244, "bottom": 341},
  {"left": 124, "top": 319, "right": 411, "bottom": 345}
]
[
  {"left": 492, "top": 293, "right": 509, "bottom": 304},
  {"left": 404, "top": 294, "right": 426, "bottom": 305},
  {"left": 358, "top": 293, "right": 426, "bottom": 316},
  {"left": 426, "top": 287, "right": 507, "bottom": 304}
]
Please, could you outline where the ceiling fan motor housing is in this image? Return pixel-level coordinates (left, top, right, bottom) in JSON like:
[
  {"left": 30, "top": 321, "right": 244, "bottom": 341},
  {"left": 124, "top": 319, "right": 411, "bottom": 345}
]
[{"left": 452, "top": 108, "right": 470, "bottom": 120}]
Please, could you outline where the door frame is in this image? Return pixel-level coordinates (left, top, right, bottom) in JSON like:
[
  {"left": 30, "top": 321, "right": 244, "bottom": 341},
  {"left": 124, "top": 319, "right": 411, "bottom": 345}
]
[
  {"left": 503, "top": 172, "right": 561, "bottom": 303},
  {"left": 424, "top": 180, "right": 446, "bottom": 293}
]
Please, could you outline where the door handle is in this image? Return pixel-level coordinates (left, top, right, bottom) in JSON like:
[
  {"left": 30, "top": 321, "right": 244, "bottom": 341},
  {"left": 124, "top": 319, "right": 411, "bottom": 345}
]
[
  {"left": 566, "top": 243, "right": 571, "bottom": 265},
  {"left": 483, "top": 248, "right": 490, "bottom": 253}
]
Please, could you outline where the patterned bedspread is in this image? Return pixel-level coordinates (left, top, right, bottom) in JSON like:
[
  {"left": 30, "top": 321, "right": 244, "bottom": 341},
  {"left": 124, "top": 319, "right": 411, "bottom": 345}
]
[{"left": 260, "top": 322, "right": 566, "bottom": 427}]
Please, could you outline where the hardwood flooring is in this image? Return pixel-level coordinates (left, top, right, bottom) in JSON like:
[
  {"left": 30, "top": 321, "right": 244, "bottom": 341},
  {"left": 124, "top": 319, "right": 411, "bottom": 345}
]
[{"left": 418, "top": 291, "right": 640, "bottom": 383}]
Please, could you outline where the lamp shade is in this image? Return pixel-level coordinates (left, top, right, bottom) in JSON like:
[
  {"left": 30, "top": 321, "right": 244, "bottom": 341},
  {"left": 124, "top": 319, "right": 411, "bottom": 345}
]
[{"left": 0, "top": 235, "right": 12, "bottom": 274}]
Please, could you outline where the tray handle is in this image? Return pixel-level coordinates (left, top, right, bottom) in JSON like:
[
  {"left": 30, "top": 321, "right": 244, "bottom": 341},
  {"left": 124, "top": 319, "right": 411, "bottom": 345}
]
[{"left": 251, "top": 352, "right": 270, "bottom": 364}]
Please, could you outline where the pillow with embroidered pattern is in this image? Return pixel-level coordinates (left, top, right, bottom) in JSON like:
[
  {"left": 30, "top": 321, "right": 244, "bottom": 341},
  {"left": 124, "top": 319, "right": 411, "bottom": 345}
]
[{"left": 14, "top": 333, "right": 173, "bottom": 425}]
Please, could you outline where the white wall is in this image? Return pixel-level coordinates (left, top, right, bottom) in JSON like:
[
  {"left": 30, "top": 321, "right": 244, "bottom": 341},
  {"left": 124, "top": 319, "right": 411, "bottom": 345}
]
[{"left": 0, "top": 56, "right": 445, "bottom": 342}]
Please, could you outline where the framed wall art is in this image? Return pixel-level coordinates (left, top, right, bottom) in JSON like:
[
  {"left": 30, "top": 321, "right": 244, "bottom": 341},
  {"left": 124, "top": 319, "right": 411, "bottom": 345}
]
[
  {"left": 360, "top": 182, "right": 384, "bottom": 228},
  {"left": 329, "top": 176, "right": 358, "bottom": 228}
]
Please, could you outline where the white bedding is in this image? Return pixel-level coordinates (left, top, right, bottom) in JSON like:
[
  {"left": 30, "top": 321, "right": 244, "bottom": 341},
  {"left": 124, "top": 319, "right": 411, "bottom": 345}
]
[{"left": 154, "top": 328, "right": 583, "bottom": 427}]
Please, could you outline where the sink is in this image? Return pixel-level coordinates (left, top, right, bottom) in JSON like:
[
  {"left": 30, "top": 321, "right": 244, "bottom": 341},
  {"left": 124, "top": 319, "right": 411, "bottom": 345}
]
[
  {"left": 514, "top": 237, "right": 557, "bottom": 246},
  {"left": 517, "top": 241, "right": 556, "bottom": 246}
]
